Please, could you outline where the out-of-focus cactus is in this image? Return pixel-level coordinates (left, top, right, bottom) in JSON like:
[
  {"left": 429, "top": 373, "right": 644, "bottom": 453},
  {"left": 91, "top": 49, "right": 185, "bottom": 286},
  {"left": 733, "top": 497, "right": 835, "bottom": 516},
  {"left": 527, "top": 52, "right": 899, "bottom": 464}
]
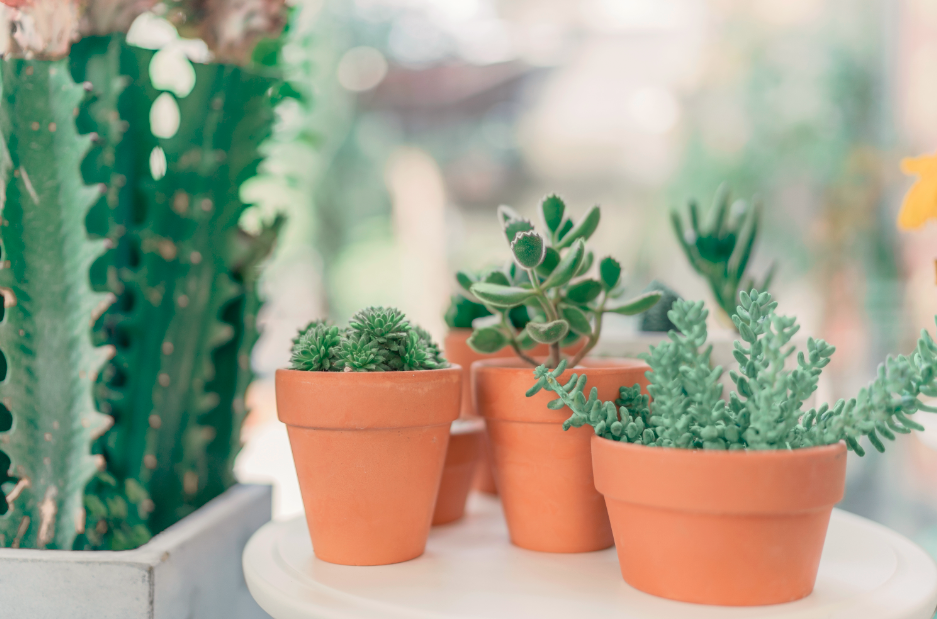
[
  {"left": 671, "top": 184, "right": 775, "bottom": 328},
  {"left": 0, "top": 59, "right": 113, "bottom": 549},
  {"left": 93, "top": 53, "right": 282, "bottom": 532}
]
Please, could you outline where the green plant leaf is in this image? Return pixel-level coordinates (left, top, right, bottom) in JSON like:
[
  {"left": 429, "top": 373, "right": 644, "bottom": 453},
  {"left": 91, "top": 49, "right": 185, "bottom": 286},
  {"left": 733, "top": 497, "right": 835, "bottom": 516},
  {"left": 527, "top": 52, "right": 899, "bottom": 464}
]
[
  {"left": 504, "top": 218, "right": 534, "bottom": 244},
  {"left": 560, "top": 305, "right": 592, "bottom": 336},
  {"left": 526, "top": 319, "right": 570, "bottom": 344},
  {"left": 482, "top": 269, "right": 511, "bottom": 287},
  {"left": 467, "top": 326, "right": 509, "bottom": 354},
  {"left": 566, "top": 279, "right": 602, "bottom": 304},
  {"left": 498, "top": 204, "right": 522, "bottom": 224},
  {"left": 542, "top": 238, "right": 585, "bottom": 289},
  {"left": 511, "top": 230, "right": 546, "bottom": 268},
  {"left": 606, "top": 291, "right": 662, "bottom": 315},
  {"left": 540, "top": 194, "right": 565, "bottom": 234},
  {"left": 599, "top": 257, "right": 621, "bottom": 290},
  {"left": 556, "top": 218, "right": 574, "bottom": 242},
  {"left": 470, "top": 282, "right": 537, "bottom": 308},
  {"left": 455, "top": 271, "right": 475, "bottom": 294},
  {"left": 536, "top": 247, "right": 560, "bottom": 277},
  {"left": 555, "top": 205, "right": 600, "bottom": 249},
  {"left": 575, "top": 250, "right": 594, "bottom": 278}
]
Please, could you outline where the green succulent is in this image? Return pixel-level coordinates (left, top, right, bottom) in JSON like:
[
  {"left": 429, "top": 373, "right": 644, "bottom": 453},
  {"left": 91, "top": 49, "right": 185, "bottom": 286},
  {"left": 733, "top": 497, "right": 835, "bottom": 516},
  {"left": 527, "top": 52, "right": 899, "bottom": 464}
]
[
  {"left": 639, "top": 281, "right": 682, "bottom": 333},
  {"left": 290, "top": 324, "right": 342, "bottom": 371},
  {"left": 529, "top": 289, "right": 937, "bottom": 454},
  {"left": 288, "top": 307, "right": 448, "bottom": 373},
  {"left": 671, "top": 184, "right": 775, "bottom": 329},
  {"left": 461, "top": 196, "right": 662, "bottom": 367},
  {"left": 338, "top": 332, "right": 388, "bottom": 372}
]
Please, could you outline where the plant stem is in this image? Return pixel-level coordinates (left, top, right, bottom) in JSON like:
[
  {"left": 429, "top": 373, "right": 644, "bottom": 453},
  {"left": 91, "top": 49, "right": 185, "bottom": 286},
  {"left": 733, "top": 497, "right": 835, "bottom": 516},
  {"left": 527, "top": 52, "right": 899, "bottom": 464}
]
[
  {"left": 569, "top": 293, "right": 607, "bottom": 367},
  {"left": 501, "top": 311, "right": 539, "bottom": 367}
]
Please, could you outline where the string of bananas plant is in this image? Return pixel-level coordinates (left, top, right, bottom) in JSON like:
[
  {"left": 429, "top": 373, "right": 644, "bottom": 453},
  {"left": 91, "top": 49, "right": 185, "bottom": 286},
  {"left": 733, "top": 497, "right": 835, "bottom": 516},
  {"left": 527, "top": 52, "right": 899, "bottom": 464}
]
[
  {"left": 528, "top": 289, "right": 937, "bottom": 454},
  {"left": 463, "top": 195, "right": 662, "bottom": 367},
  {"left": 290, "top": 307, "right": 447, "bottom": 372},
  {"left": 672, "top": 184, "right": 775, "bottom": 329}
]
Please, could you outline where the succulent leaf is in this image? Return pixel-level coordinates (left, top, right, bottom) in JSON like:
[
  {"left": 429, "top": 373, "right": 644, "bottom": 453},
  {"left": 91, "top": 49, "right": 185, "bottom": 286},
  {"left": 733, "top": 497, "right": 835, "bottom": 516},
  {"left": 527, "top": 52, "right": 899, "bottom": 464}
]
[
  {"left": 599, "top": 257, "right": 622, "bottom": 290},
  {"left": 511, "top": 230, "right": 546, "bottom": 269},
  {"left": 555, "top": 205, "right": 600, "bottom": 249},
  {"left": 470, "top": 282, "right": 537, "bottom": 308},
  {"left": 565, "top": 279, "right": 603, "bottom": 304},
  {"left": 540, "top": 194, "right": 565, "bottom": 234},
  {"left": 467, "top": 326, "right": 509, "bottom": 354},
  {"left": 607, "top": 291, "right": 663, "bottom": 315},
  {"left": 542, "top": 238, "right": 585, "bottom": 289},
  {"left": 526, "top": 320, "right": 570, "bottom": 345}
]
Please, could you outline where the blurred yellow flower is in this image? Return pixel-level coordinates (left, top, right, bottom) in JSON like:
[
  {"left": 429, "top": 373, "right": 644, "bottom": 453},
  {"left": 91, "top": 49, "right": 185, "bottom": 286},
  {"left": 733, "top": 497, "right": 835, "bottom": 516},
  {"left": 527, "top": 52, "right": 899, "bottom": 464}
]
[{"left": 898, "top": 153, "right": 937, "bottom": 230}]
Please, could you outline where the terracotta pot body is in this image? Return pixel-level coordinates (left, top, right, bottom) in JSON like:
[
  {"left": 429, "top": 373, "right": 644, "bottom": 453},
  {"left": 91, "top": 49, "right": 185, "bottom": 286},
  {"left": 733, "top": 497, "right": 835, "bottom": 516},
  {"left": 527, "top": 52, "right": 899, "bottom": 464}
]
[
  {"left": 432, "top": 419, "right": 485, "bottom": 526},
  {"left": 472, "top": 358, "right": 649, "bottom": 553},
  {"left": 592, "top": 437, "right": 847, "bottom": 605},
  {"left": 444, "top": 330, "right": 586, "bottom": 496},
  {"left": 275, "top": 367, "right": 461, "bottom": 566}
]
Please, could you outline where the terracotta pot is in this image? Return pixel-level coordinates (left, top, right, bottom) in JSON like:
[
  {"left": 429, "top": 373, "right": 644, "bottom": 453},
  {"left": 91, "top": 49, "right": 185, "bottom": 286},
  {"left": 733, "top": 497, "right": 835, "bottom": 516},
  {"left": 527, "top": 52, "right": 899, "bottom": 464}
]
[
  {"left": 592, "top": 437, "right": 847, "bottom": 605},
  {"left": 275, "top": 367, "right": 461, "bottom": 566},
  {"left": 432, "top": 418, "right": 485, "bottom": 526},
  {"left": 444, "top": 329, "right": 586, "bottom": 496},
  {"left": 472, "top": 358, "right": 649, "bottom": 553}
]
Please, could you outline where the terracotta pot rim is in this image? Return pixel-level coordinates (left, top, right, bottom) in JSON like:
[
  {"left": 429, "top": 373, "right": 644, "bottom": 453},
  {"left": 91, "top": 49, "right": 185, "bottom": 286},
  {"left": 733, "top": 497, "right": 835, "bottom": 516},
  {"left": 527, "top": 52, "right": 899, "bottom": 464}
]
[
  {"left": 472, "top": 356, "right": 648, "bottom": 372},
  {"left": 592, "top": 435, "right": 847, "bottom": 514},
  {"left": 593, "top": 436, "right": 846, "bottom": 459},
  {"left": 276, "top": 365, "right": 462, "bottom": 379}
]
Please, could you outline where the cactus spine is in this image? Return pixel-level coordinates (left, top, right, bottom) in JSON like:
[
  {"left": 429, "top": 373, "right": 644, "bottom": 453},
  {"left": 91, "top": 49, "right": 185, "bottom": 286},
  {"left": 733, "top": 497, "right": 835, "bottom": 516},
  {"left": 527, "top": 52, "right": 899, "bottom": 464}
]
[{"left": 0, "top": 59, "right": 112, "bottom": 549}]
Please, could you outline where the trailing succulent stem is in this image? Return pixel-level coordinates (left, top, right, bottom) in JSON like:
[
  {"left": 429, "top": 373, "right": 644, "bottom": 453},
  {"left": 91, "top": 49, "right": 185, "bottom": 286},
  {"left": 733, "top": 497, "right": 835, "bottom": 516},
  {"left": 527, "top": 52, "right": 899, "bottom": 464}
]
[
  {"left": 464, "top": 196, "right": 662, "bottom": 367},
  {"left": 671, "top": 184, "right": 774, "bottom": 328},
  {"left": 290, "top": 307, "right": 447, "bottom": 372},
  {"left": 529, "top": 289, "right": 937, "bottom": 454},
  {"left": 0, "top": 59, "right": 113, "bottom": 549}
]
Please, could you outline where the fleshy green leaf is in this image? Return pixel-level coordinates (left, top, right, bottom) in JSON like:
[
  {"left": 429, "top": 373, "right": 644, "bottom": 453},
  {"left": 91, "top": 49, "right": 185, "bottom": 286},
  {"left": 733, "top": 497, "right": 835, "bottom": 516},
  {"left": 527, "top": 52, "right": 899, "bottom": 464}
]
[
  {"left": 537, "top": 247, "right": 560, "bottom": 277},
  {"left": 542, "top": 238, "right": 585, "bottom": 289},
  {"left": 455, "top": 271, "right": 475, "bottom": 294},
  {"left": 599, "top": 257, "right": 621, "bottom": 290},
  {"left": 540, "top": 194, "right": 565, "bottom": 234},
  {"left": 467, "top": 326, "right": 509, "bottom": 354},
  {"left": 556, "top": 205, "right": 600, "bottom": 249},
  {"left": 470, "top": 282, "right": 537, "bottom": 308},
  {"left": 556, "top": 218, "right": 574, "bottom": 241},
  {"left": 575, "top": 250, "right": 594, "bottom": 278},
  {"left": 566, "top": 279, "right": 602, "bottom": 304},
  {"left": 504, "top": 218, "right": 534, "bottom": 244},
  {"left": 511, "top": 231, "right": 546, "bottom": 268},
  {"left": 560, "top": 305, "right": 592, "bottom": 336},
  {"left": 526, "top": 319, "right": 570, "bottom": 344},
  {"left": 482, "top": 269, "right": 511, "bottom": 287},
  {"left": 606, "top": 291, "right": 662, "bottom": 315}
]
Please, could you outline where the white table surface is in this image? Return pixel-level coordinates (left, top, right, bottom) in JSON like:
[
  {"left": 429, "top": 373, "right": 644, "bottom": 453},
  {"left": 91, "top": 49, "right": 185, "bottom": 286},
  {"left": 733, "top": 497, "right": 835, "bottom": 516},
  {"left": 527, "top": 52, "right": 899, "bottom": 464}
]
[{"left": 243, "top": 494, "right": 937, "bottom": 619}]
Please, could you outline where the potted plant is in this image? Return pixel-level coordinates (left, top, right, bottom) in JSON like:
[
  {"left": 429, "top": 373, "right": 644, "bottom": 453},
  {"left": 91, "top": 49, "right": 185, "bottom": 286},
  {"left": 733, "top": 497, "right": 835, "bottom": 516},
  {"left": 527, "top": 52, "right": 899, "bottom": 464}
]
[
  {"left": 277, "top": 307, "right": 460, "bottom": 565},
  {"left": 0, "top": 3, "right": 289, "bottom": 615},
  {"left": 443, "top": 279, "right": 584, "bottom": 498},
  {"left": 466, "top": 195, "right": 661, "bottom": 553},
  {"left": 530, "top": 289, "right": 937, "bottom": 605}
]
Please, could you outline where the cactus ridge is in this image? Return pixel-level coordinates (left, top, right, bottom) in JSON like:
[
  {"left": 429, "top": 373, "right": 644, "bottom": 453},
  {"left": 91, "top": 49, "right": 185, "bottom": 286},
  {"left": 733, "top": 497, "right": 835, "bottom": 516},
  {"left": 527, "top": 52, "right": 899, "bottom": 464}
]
[{"left": 0, "top": 59, "right": 112, "bottom": 549}]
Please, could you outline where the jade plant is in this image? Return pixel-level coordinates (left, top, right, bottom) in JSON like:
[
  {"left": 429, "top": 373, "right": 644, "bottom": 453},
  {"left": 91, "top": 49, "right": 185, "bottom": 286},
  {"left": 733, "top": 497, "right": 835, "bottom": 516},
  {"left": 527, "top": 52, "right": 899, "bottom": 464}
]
[
  {"left": 464, "top": 196, "right": 662, "bottom": 367},
  {"left": 290, "top": 307, "right": 447, "bottom": 372},
  {"left": 529, "top": 289, "right": 937, "bottom": 454},
  {"left": 672, "top": 185, "right": 775, "bottom": 328}
]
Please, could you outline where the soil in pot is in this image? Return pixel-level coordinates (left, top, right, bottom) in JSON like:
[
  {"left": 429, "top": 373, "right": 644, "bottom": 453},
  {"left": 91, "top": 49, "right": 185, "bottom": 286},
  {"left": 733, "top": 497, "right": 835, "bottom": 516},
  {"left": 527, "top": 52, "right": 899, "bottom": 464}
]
[
  {"left": 276, "top": 367, "right": 461, "bottom": 566},
  {"left": 472, "top": 357, "right": 649, "bottom": 553},
  {"left": 591, "top": 436, "right": 847, "bottom": 605},
  {"left": 432, "top": 418, "right": 485, "bottom": 526}
]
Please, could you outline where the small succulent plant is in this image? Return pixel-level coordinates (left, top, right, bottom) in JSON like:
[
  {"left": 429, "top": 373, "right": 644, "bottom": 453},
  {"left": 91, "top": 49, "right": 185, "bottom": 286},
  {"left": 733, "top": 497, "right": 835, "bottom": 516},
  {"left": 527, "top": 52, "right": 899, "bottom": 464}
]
[
  {"left": 639, "top": 280, "right": 682, "bottom": 333},
  {"left": 672, "top": 184, "right": 775, "bottom": 328},
  {"left": 462, "top": 196, "right": 662, "bottom": 367},
  {"left": 529, "top": 290, "right": 937, "bottom": 454},
  {"left": 290, "top": 307, "right": 447, "bottom": 372},
  {"left": 444, "top": 266, "right": 533, "bottom": 332}
]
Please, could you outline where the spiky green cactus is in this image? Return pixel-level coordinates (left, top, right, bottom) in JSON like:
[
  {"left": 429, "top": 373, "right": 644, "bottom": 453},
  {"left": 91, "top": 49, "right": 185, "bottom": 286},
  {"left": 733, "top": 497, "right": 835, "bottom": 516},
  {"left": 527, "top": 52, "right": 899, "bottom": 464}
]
[{"left": 0, "top": 59, "right": 112, "bottom": 549}]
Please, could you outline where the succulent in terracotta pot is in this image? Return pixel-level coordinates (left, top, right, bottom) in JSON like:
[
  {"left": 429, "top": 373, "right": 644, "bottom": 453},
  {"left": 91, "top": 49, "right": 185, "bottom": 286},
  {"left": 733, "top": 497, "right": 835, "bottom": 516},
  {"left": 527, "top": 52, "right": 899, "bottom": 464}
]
[
  {"left": 467, "top": 195, "right": 661, "bottom": 553},
  {"left": 276, "top": 307, "right": 460, "bottom": 566},
  {"left": 531, "top": 289, "right": 937, "bottom": 604}
]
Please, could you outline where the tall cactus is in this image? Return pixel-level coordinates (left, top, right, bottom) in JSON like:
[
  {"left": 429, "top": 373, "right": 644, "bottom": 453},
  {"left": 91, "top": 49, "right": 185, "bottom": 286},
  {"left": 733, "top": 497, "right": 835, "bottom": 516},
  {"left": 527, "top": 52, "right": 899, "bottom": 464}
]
[
  {"left": 0, "top": 59, "right": 112, "bottom": 549},
  {"left": 93, "top": 53, "right": 281, "bottom": 532}
]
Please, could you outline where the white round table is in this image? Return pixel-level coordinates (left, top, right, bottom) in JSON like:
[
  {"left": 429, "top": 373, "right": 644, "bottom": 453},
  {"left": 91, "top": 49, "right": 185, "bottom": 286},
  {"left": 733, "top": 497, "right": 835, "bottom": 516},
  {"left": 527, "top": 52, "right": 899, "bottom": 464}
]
[{"left": 243, "top": 494, "right": 937, "bottom": 618}]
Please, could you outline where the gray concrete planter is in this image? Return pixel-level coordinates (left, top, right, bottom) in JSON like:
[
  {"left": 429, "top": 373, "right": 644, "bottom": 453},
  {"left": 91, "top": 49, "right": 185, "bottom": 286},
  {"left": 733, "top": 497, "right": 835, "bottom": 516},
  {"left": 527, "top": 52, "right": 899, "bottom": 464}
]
[{"left": 0, "top": 483, "right": 272, "bottom": 619}]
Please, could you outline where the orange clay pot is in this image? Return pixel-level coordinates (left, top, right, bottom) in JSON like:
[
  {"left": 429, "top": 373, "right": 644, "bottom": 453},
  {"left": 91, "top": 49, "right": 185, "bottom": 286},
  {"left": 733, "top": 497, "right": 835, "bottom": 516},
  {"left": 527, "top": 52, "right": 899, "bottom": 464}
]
[
  {"left": 275, "top": 367, "right": 461, "bottom": 566},
  {"left": 592, "top": 436, "right": 847, "bottom": 605},
  {"left": 444, "top": 329, "right": 586, "bottom": 495},
  {"left": 432, "top": 418, "right": 485, "bottom": 526},
  {"left": 472, "top": 358, "right": 649, "bottom": 553}
]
